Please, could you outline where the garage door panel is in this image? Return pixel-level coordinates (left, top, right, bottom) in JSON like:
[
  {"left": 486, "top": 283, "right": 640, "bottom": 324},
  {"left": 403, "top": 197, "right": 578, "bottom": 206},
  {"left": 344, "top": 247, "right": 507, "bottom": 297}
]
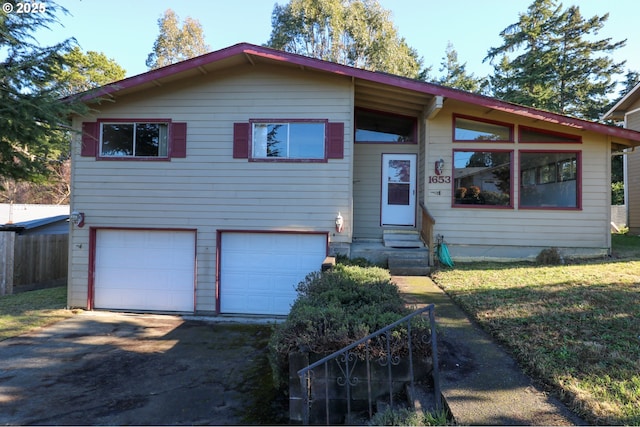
[
  {"left": 220, "top": 232, "right": 326, "bottom": 315},
  {"left": 94, "top": 230, "right": 195, "bottom": 312}
]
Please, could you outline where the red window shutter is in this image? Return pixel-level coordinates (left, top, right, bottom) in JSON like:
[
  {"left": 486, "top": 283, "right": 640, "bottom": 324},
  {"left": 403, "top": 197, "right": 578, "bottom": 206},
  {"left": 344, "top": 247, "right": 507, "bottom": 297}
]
[
  {"left": 327, "top": 122, "right": 344, "bottom": 159},
  {"left": 171, "top": 122, "right": 187, "bottom": 158},
  {"left": 81, "top": 122, "right": 98, "bottom": 157},
  {"left": 233, "top": 122, "right": 250, "bottom": 159}
]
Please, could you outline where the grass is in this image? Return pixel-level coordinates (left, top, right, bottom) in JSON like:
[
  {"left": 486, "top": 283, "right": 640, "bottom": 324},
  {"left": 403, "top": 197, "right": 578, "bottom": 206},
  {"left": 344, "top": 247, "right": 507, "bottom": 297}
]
[
  {"left": 0, "top": 286, "right": 78, "bottom": 341},
  {"left": 430, "top": 236, "right": 640, "bottom": 425}
]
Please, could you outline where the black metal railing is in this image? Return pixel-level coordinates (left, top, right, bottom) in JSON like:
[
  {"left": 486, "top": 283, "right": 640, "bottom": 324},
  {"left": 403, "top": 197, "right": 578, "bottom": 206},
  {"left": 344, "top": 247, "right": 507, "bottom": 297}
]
[{"left": 297, "top": 305, "right": 441, "bottom": 425}]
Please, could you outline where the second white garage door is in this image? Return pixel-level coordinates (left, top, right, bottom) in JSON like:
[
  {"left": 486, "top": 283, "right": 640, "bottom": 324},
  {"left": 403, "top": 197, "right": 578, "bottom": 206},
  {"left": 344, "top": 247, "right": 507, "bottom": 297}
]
[
  {"left": 220, "top": 232, "right": 327, "bottom": 315},
  {"left": 94, "top": 229, "right": 196, "bottom": 312}
]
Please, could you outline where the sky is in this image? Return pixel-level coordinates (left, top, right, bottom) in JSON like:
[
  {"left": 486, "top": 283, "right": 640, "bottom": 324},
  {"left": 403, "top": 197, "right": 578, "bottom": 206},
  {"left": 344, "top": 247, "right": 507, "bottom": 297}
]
[{"left": 30, "top": 0, "right": 640, "bottom": 87}]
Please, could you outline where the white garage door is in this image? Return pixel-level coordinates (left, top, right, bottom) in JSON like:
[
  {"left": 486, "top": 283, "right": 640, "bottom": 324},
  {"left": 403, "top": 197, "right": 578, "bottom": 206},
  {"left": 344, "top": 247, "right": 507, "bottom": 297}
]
[
  {"left": 220, "top": 232, "right": 327, "bottom": 315},
  {"left": 94, "top": 229, "right": 196, "bottom": 312}
]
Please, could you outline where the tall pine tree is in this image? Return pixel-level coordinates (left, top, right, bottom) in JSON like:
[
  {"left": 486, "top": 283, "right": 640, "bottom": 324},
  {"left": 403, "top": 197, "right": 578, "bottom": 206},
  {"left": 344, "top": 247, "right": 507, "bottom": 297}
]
[
  {"left": 0, "top": 1, "right": 87, "bottom": 186},
  {"left": 52, "top": 47, "right": 126, "bottom": 97},
  {"left": 436, "top": 42, "right": 487, "bottom": 93},
  {"left": 485, "top": 0, "right": 625, "bottom": 120}
]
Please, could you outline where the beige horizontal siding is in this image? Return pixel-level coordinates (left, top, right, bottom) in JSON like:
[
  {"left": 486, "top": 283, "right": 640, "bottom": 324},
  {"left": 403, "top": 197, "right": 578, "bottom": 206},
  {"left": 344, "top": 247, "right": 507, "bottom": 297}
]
[
  {"left": 626, "top": 111, "right": 640, "bottom": 232},
  {"left": 423, "top": 105, "right": 611, "bottom": 255},
  {"left": 69, "top": 64, "right": 354, "bottom": 311},
  {"left": 353, "top": 144, "right": 419, "bottom": 239}
]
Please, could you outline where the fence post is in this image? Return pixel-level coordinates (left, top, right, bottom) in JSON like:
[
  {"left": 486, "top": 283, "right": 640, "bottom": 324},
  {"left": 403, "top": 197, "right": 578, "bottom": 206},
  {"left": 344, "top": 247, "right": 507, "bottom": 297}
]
[{"left": 0, "top": 232, "right": 15, "bottom": 296}]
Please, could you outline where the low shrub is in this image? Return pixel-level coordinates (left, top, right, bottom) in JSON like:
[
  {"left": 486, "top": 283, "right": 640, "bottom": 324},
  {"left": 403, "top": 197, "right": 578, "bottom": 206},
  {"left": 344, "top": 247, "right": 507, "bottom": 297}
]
[
  {"left": 369, "top": 407, "right": 451, "bottom": 426},
  {"left": 536, "top": 247, "right": 563, "bottom": 265},
  {"left": 268, "top": 264, "right": 429, "bottom": 389},
  {"left": 335, "top": 253, "right": 386, "bottom": 268}
]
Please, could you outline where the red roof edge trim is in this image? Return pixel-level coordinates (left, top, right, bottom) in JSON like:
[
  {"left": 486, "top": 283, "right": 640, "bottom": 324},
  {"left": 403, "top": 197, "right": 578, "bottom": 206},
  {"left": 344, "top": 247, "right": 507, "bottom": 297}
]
[{"left": 73, "top": 42, "right": 640, "bottom": 144}]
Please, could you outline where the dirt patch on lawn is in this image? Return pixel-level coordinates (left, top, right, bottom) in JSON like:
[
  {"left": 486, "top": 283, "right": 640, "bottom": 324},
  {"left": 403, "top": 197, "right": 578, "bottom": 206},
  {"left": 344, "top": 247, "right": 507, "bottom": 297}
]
[{"left": 0, "top": 312, "right": 287, "bottom": 425}]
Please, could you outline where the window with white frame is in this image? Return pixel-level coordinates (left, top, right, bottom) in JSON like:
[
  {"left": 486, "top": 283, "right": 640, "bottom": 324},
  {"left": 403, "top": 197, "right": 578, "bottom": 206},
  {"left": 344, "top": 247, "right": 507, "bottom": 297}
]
[
  {"left": 252, "top": 122, "right": 325, "bottom": 159},
  {"left": 101, "top": 122, "right": 169, "bottom": 157}
]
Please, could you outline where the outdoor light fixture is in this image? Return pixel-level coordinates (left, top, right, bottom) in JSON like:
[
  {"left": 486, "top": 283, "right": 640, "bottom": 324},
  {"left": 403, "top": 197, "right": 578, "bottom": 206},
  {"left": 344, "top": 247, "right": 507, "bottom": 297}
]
[
  {"left": 335, "top": 212, "right": 344, "bottom": 233},
  {"left": 70, "top": 211, "right": 85, "bottom": 228}
]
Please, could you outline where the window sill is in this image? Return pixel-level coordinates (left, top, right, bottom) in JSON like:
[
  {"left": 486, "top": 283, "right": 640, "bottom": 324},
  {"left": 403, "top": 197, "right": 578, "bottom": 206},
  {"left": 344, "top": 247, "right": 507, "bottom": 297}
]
[
  {"left": 97, "top": 156, "right": 171, "bottom": 161},
  {"left": 248, "top": 158, "right": 328, "bottom": 163}
]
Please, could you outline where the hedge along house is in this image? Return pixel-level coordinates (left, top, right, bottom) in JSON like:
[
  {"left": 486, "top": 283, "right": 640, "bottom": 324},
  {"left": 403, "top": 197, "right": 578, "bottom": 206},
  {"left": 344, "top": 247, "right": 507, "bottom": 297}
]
[
  {"left": 603, "top": 82, "right": 640, "bottom": 234},
  {"left": 68, "top": 43, "right": 640, "bottom": 315}
]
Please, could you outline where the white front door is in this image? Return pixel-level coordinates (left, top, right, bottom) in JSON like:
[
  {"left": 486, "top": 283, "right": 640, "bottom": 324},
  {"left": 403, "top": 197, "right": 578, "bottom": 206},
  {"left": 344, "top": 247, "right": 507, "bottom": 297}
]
[{"left": 381, "top": 154, "right": 417, "bottom": 226}]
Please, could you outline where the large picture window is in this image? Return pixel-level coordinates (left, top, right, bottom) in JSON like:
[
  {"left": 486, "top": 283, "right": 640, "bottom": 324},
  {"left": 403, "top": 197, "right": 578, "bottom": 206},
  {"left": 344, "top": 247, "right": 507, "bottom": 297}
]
[
  {"left": 101, "top": 122, "right": 168, "bottom": 157},
  {"left": 520, "top": 151, "right": 579, "bottom": 209},
  {"left": 355, "top": 108, "right": 417, "bottom": 143},
  {"left": 252, "top": 122, "right": 325, "bottom": 159},
  {"left": 453, "top": 150, "right": 512, "bottom": 207}
]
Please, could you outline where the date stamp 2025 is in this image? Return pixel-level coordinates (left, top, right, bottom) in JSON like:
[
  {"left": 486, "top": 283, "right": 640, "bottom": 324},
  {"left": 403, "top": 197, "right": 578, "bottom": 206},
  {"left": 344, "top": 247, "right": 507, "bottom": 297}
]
[{"left": 3, "top": 2, "right": 47, "bottom": 14}]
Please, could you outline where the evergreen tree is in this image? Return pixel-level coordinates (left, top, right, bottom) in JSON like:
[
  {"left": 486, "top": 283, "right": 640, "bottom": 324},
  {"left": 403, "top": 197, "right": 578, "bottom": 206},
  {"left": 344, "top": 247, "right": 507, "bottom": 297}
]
[
  {"left": 266, "top": 0, "right": 423, "bottom": 79},
  {"left": 146, "top": 9, "right": 210, "bottom": 70},
  {"left": 52, "top": 47, "right": 126, "bottom": 97},
  {"left": 436, "top": 42, "right": 487, "bottom": 93},
  {"left": 0, "top": 1, "right": 87, "bottom": 187},
  {"left": 485, "top": 0, "right": 625, "bottom": 120}
]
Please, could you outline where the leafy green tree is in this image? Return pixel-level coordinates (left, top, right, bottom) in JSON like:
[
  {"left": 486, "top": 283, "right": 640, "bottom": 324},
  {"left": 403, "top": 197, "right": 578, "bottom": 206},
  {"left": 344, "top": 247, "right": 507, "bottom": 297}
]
[
  {"left": 436, "top": 42, "right": 487, "bottom": 93},
  {"left": 0, "top": 1, "right": 87, "bottom": 188},
  {"left": 146, "top": 9, "right": 210, "bottom": 70},
  {"left": 52, "top": 47, "right": 126, "bottom": 97},
  {"left": 266, "top": 0, "right": 423, "bottom": 78},
  {"left": 485, "top": 0, "right": 625, "bottom": 120}
]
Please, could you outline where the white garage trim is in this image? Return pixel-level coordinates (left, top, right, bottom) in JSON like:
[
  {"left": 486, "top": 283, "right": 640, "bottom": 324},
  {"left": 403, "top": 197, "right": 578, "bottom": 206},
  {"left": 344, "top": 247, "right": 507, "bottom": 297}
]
[
  {"left": 218, "top": 231, "right": 328, "bottom": 315},
  {"left": 91, "top": 228, "right": 196, "bottom": 312}
]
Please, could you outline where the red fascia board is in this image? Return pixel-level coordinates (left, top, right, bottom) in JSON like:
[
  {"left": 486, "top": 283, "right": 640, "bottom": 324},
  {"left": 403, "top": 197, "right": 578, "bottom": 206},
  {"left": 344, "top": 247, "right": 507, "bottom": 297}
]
[{"left": 75, "top": 42, "right": 640, "bottom": 144}]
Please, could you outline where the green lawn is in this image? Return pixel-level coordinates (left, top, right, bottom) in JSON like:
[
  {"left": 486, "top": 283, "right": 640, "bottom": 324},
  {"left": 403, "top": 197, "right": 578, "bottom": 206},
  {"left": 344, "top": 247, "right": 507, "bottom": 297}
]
[
  {"left": 431, "top": 236, "right": 640, "bottom": 425},
  {"left": 0, "top": 286, "right": 77, "bottom": 341}
]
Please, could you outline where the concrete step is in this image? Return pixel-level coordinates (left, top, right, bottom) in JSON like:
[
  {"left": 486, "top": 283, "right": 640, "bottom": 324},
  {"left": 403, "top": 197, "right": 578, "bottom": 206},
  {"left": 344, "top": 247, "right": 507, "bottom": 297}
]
[
  {"left": 351, "top": 239, "right": 430, "bottom": 269},
  {"left": 383, "top": 230, "right": 424, "bottom": 249},
  {"left": 383, "top": 229, "right": 422, "bottom": 240},
  {"left": 388, "top": 253, "right": 430, "bottom": 276},
  {"left": 389, "top": 265, "right": 431, "bottom": 276}
]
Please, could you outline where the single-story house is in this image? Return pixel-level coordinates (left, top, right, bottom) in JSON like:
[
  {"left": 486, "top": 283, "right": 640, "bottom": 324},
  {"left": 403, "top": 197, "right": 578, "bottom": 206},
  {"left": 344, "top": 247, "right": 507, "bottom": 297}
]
[
  {"left": 603, "top": 82, "right": 640, "bottom": 234},
  {"left": 68, "top": 43, "right": 640, "bottom": 315}
]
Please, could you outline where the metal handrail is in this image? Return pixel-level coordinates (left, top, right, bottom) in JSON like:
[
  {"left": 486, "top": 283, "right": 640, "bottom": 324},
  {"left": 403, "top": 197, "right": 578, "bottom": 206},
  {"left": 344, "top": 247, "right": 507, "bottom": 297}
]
[{"left": 297, "top": 304, "right": 441, "bottom": 425}]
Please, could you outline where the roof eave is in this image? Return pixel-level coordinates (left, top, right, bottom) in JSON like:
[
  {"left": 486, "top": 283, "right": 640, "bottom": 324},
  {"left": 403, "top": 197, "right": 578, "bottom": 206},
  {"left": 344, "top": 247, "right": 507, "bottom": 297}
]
[
  {"left": 603, "top": 82, "right": 640, "bottom": 120},
  {"left": 71, "top": 42, "right": 640, "bottom": 144}
]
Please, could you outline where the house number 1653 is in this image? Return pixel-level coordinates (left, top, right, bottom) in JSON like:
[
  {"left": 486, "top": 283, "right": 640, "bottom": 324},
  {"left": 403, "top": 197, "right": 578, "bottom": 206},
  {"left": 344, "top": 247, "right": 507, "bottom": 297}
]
[{"left": 429, "top": 175, "right": 451, "bottom": 184}]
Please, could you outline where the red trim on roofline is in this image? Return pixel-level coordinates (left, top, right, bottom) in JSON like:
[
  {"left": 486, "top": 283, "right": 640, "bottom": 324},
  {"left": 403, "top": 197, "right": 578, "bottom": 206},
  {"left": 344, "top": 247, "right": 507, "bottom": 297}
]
[{"left": 73, "top": 42, "right": 640, "bottom": 144}]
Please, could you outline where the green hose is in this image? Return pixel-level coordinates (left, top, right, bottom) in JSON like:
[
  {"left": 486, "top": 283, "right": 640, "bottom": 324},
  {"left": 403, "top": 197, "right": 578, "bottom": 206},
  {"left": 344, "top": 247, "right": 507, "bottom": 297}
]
[{"left": 438, "top": 241, "right": 455, "bottom": 267}]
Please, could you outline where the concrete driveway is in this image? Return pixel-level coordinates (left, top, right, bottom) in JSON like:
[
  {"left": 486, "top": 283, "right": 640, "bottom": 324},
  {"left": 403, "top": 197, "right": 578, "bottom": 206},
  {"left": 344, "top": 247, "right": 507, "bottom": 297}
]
[{"left": 0, "top": 312, "right": 278, "bottom": 425}]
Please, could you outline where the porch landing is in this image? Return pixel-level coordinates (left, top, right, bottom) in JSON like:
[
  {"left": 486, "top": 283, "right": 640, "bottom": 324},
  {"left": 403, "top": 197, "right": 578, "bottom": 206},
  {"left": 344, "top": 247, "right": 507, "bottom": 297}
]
[{"left": 351, "top": 230, "right": 430, "bottom": 276}]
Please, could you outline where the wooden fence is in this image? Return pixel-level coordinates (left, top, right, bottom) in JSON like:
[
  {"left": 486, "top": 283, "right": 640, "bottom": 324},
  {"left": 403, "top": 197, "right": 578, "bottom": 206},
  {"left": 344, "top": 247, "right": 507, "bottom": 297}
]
[{"left": 0, "top": 232, "right": 68, "bottom": 295}]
